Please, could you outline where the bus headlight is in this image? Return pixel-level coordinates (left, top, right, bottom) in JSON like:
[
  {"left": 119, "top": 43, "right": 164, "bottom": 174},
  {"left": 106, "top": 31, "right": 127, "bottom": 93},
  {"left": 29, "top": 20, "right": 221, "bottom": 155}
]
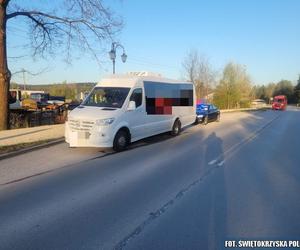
[{"left": 95, "top": 118, "right": 115, "bottom": 126}]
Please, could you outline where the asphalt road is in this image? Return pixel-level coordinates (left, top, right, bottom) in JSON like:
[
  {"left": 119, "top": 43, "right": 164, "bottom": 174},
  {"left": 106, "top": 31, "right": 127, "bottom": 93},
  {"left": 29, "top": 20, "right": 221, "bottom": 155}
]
[{"left": 0, "top": 108, "right": 299, "bottom": 250}]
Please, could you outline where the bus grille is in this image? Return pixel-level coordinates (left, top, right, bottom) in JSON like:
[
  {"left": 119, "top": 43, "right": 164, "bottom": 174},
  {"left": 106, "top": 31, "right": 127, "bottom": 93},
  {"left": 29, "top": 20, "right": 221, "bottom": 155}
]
[{"left": 69, "top": 119, "right": 95, "bottom": 132}]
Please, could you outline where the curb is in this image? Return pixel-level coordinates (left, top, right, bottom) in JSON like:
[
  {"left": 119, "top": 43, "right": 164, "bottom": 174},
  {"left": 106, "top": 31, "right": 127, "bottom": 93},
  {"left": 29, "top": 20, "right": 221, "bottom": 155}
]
[
  {"left": 0, "top": 138, "right": 65, "bottom": 161},
  {"left": 220, "top": 107, "right": 271, "bottom": 113}
]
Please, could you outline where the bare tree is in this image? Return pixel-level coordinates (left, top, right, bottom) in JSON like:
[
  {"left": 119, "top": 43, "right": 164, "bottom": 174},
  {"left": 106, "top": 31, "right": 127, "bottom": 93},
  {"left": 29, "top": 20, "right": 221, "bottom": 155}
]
[
  {"left": 182, "top": 49, "right": 199, "bottom": 83},
  {"left": 197, "top": 55, "right": 216, "bottom": 99},
  {"left": 182, "top": 49, "right": 216, "bottom": 100},
  {"left": 0, "top": 0, "right": 122, "bottom": 130}
]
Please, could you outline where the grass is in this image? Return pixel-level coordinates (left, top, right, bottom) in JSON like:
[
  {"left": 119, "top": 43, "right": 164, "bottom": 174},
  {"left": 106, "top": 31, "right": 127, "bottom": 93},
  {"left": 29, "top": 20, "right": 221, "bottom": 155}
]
[
  {"left": 221, "top": 107, "right": 271, "bottom": 113},
  {"left": 0, "top": 139, "right": 62, "bottom": 155}
]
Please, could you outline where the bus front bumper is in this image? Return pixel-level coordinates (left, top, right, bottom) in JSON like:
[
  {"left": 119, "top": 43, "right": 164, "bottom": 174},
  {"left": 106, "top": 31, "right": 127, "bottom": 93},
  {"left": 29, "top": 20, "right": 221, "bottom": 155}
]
[{"left": 65, "top": 122, "right": 114, "bottom": 148}]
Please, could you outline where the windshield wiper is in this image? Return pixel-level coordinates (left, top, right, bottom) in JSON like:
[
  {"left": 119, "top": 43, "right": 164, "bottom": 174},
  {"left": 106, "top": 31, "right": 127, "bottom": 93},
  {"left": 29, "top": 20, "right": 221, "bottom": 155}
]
[{"left": 102, "top": 107, "right": 117, "bottom": 110}]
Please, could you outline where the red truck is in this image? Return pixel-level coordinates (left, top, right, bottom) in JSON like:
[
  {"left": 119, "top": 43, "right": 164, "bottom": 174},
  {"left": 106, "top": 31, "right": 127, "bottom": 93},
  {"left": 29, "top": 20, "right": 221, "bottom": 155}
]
[{"left": 272, "top": 95, "right": 287, "bottom": 110}]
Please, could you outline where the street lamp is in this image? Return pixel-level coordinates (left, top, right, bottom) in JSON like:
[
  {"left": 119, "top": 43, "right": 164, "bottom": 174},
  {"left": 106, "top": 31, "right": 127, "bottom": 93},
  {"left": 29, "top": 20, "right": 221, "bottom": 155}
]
[{"left": 109, "top": 42, "right": 127, "bottom": 74}]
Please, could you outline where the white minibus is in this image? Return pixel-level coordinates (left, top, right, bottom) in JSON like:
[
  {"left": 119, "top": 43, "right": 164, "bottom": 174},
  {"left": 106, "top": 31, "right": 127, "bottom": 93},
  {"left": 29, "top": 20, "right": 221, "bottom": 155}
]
[{"left": 65, "top": 72, "right": 196, "bottom": 151}]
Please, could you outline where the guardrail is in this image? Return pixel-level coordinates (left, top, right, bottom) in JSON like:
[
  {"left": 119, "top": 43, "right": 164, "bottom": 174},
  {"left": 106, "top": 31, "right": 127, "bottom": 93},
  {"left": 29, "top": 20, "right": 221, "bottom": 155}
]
[{"left": 220, "top": 106, "right": 271, "bottom": 113}]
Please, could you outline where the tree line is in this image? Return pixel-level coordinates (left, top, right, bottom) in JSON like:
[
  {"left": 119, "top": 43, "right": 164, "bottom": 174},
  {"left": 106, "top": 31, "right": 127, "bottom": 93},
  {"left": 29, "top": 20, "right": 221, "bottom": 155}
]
[
  {"left": 253, "top": 79, "right": 300, "bottom": 104},
  {"left": 182, "top": 50, "right": 300, "bottom": 109},
  {"left": 13, "top": 56, "right": 300, "bottom": 108}
]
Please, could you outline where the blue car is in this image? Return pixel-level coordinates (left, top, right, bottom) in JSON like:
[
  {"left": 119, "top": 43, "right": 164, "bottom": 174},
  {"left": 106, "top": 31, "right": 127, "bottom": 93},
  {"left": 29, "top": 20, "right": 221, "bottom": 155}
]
[{"left": 195, "top": 103, "right": 220, "bottom": 125}]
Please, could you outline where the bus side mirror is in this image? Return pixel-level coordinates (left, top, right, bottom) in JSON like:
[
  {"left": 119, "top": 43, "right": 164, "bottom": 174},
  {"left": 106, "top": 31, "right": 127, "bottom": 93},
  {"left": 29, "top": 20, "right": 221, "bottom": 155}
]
[{"left": 127, "top": 101, "right": 136, "bottom": 111}]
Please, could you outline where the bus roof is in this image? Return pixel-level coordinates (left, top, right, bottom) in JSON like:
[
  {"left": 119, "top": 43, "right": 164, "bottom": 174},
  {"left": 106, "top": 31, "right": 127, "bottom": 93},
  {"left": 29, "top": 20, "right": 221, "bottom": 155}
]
[
  {"left": 97, "top": 73, "right": 193, "bottom": 88},
  {"left": 274, "top": 95, "right": 287, "bottom": 99}
]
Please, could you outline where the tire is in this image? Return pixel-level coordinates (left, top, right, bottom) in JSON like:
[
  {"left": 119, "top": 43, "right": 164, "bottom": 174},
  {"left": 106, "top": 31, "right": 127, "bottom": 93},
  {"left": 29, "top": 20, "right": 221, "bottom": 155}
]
[
  {"left": 194, "top": 117, "right": 199, "bottom": 125},
  {"left": 171, "top": 119, "right": 181, "bottom": 136},
  {"left": 216, "top": 114, "right": 220, "bottom": 122},
  {"left": 113, "top": 130, "right": 129, "bottom": 152},
  {"left": 203, "top": 116, "right": 208, "bottom": 125}
]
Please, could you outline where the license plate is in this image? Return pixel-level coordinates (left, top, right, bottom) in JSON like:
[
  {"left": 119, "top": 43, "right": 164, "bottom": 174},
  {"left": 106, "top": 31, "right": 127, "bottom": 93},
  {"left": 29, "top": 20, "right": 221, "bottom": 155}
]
[{"left": 78, "top": 131, "right": 89, "bottom": 139}]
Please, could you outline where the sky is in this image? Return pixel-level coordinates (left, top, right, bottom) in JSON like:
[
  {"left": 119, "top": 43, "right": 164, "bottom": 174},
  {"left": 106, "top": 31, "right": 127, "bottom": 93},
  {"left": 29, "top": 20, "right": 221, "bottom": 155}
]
[{"left": 7, "top": 0, "right": 300, "bottom": 85}]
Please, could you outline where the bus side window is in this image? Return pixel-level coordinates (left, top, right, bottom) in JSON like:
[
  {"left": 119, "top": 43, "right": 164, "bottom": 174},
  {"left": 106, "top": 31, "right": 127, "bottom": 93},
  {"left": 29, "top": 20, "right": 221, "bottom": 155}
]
[{"left": 130, "top": 88, "right": 143, "bottom": 108}]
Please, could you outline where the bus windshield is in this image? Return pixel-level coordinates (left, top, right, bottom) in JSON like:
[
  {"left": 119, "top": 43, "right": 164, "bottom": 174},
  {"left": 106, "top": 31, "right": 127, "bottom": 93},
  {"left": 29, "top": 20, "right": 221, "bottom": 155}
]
[
  {"left": 274, "top": 99, "right": 283, "bottom": 103},
  {"left": 83, "top": 87, "right": 130, "bottom": 108}
]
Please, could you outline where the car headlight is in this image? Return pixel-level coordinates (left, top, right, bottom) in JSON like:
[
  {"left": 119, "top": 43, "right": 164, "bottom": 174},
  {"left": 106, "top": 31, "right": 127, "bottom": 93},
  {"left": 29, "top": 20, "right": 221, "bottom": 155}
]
[{"left": 95, "top": 118, "right": 115, "bottom": 126}]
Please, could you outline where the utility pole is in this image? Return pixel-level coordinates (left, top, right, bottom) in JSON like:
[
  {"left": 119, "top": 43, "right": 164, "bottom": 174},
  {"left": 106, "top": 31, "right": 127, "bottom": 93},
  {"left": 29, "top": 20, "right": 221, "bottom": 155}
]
[{"left": 21, "top": 68, "right": 26, "bottom": 91}]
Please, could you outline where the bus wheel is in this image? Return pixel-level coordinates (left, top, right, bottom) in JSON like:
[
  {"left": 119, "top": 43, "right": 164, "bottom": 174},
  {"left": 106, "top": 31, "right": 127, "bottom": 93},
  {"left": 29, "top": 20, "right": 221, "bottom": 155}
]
[
  {"left": 171, "top": 119, "right": 181, "bottom": 136},
  {"left": 113, "top": 130, "right": 129, "bottom": 152},
  {"left": 203, "top": 116, "right": 208, "bottom": 125}
]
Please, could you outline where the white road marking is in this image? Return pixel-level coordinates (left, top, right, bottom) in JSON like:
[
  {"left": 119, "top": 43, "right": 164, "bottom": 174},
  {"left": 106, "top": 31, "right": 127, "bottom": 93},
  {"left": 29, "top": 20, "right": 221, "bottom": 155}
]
[
  {"left": 206, "top": 113, "right": 280, "bottom": 168},
  {"left": 217, "top": 160, "right": 225, "bottom": 167},
  {"left": 208, "top": 159, "right": 217, "bottom": 165}
]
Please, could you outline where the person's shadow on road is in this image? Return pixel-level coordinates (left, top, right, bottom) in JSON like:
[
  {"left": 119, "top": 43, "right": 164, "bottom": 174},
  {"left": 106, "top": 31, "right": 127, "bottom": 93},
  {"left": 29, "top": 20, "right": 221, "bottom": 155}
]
[
  {"left": 201, "top": 132, "right": 227, "bottom": 250},
  {"left": 204, "top": 132, "right": 224, "bottom": 171}
]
